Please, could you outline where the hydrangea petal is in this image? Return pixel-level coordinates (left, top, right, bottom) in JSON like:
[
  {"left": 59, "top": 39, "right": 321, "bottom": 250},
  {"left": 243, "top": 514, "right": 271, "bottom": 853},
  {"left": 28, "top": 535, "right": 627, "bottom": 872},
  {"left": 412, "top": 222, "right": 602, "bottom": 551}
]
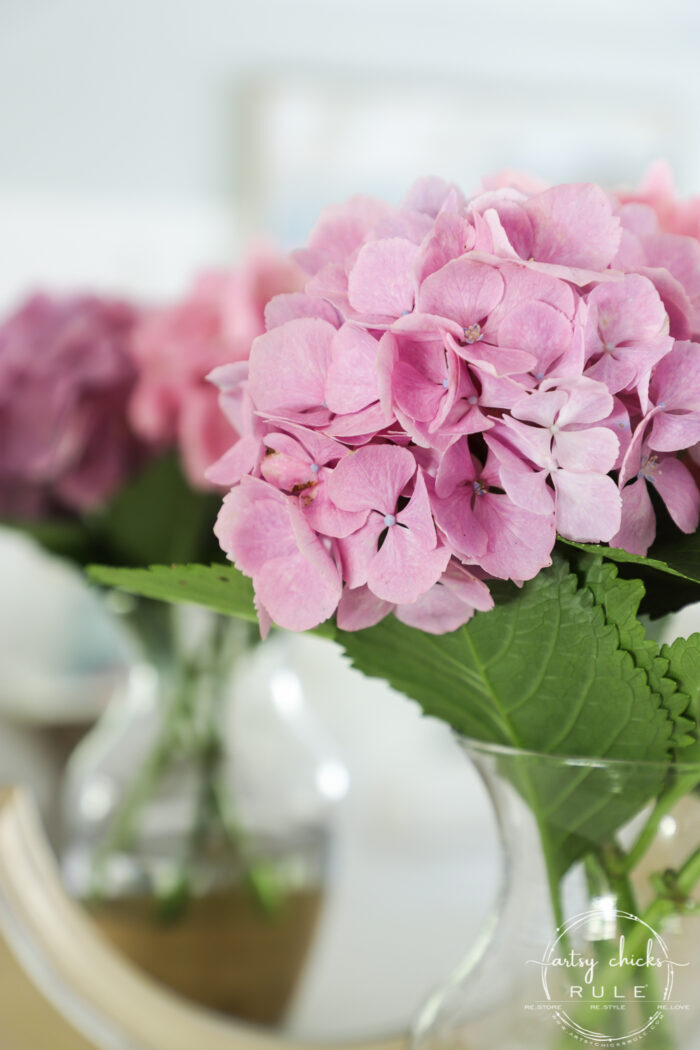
[
  {"left": 418, "top": 258, "right": 505, "bottom": 330},
  {"left": 347, "top": 238, "right": 420, "bottom": 317},
  {"left": 326, "top": 325, "right": 381, "bottom": 414},
  {"left": 523, "top": 183, "right": 621, "bottom": 269},
  {"left": 651, "top": 455, "right": 700, "bottom": 533},
  {"left": 248, "top": 317, "right": 335, "bottom": 418},
  {"left": 327, "top": 444, "right": 416, "bottom": 515},
  {"left": 367, "top": 527, "right": 451, "bottom": 604},
  {"left": 553, "top": 469, "right": 621, "bottom": 542},
  {"left": 609, "top": 477, "right": 657, "bottom": 555}
]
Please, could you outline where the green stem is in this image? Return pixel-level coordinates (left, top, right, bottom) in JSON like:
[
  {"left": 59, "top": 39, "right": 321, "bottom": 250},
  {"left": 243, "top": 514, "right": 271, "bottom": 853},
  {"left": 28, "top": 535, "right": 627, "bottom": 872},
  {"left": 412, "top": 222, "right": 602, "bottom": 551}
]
[
  {"left": 616, "top": 772, "right": 700, "bottom": 876},
  {"left": 91, "top": 657, "right": 199, "bottom": 894}
]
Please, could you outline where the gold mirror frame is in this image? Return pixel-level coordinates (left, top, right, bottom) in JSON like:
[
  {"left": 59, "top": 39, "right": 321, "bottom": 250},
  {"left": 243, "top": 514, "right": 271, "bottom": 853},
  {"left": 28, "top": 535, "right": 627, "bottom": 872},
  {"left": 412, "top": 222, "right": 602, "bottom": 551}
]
[{"left": 0, "top": 789, "right": 406, "bottom": 1050}]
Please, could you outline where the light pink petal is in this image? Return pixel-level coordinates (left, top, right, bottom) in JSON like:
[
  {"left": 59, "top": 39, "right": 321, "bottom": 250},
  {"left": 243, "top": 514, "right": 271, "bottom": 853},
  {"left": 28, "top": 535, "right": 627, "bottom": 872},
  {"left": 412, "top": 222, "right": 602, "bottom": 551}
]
[
  {"left": 264, "top": 293, "right": 339, "bottom": 330},
  {"left": 523, "top": 183, "right": 621, "bottom": 269},
  {"left": 261, "top": 433, "right": 312, "bottom": 490},
  {"left": 214, "top": 478, "right": 291, "bottom": 575},
  {"left": 445, "top": 332, "right": 537, "bottom": 377},
  {"left": 486, "top": 428, "right": 556, "bottom": 509},
  {"left": 347, "top": 238, "right": 419, "bottom": 317},
  {"left": 431, "top": 489, "right": 489, "bottom": 560},
  {"left": 302, "top": 477, "right": 369, "bottom": 539},
  {"left": 396, "top": 469, "right": 438, "bottom": 549},
  {"left": 588, "top": 274, "right": 668, "bottom": 347},
  {"left": 393, "top": 356, "right": 446, "bottom": 421},
  {"left": 497, "top": 300, "right": 573, "bottom": 377},
  {"left": 205, "top": 435, "right": 262, "bottom": 487},
  {"left": 649, "top": 340, "right": 700, "bottom": 411},
  {"left": 368, "top": 528, "right": 451, "bottom": 604},
  {"left": 325, "top": 325, "right": 381, "bottom": 414},
  {"left": 248, "top": 318, "right": 335, "bottom": 416},
  {"left": 403, "top": 176, "right": 466, "bottom": 217},
  {"left": 324, "top": 401, "right": 395, "bottom": 440},
  {"left": 373, "top": 209, "right": 433, "bottom": 244},
  {"left": 336, "top": 514, "right": 385, "bottom": 588},
  {"left": 474, "top": 492, "right": 555, "bottom": 581},
  {"left": 609, "top": 478, "right": 657, "bottom": 556},
  {"left": 554, "top": 426, "right": 619, "bottom": 473},
  {"left": 177, "top": 386, "right": 236, "bottom": 489},
  {"left": 584, "top": 337, "right": 672, "bottom": 398},
  {"left": 336, "top": 585, "right": 394, "bottom": 631},
  {"left": 467, "top": 249, "right": 624, "bottom": 288},
  {"left": 490, "top": 261, "right": 576, "bottom": 321},
  {"left": 418, "top": 258, "right": 505, "bottom": 330},
  {"left": 545, "top": 376, "right": 613, "bottom": 428},
  {"left": 395, "top": 568, "right": 492, "bottom": 634},
  {"left": 478, "top": 207, "right": 522, "bottom": 260},
  {"left": 601, "top": 398, "right": 633, "bottom": 470},
  {"left": 648, "top": 412, "right": 700, "bottom": 453},
  {"left": 418, "top": 211, "right": 473, "bottom": 282},
  {"left": 643, "top": 234, "right": 700, "bottom": 324},
  {"left": 294, "top": 195, "right": 390, "bottom": 275},
  {"left": 553, "top": 470, "right": 622, "bottom": 542},
  {"left": 510, "top": 387, "right": 566, "bottom": 429},
  {"left": 273, "top": 421, "right": 348, "bottom": 467},
  {"left": 254, "top": 593, "right": 273, "bottom": 641},
  {"left": 326, "top": 444, "right": 416, "bottom": 515},
  {"left": 434, "top": 438, "right": 477, "bottom": 498},
  {"left": 618, "top": 417, "right": 650, "bottom": 487},
  {"left": 638, "top": 266, "right": 692, "bottom": 340},
  {"left": 254, "top": 505, "right": 342, "bottom": 631},
  {"left": 650, "top": 455, "right": 700, "bottom": 533}
]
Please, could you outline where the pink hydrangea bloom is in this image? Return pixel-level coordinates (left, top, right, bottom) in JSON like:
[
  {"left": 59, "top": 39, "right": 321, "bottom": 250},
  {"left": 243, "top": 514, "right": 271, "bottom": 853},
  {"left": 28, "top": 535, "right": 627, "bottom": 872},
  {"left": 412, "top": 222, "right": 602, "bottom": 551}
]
[
  {"left": 0, "top": 293, "right": 145, "bottom": 518},
  {"left": 212, "top": 172, "right": 700, "bottom": 633},
  {"left": 129, "top": 246, "right": 303, "bottom": 488}
]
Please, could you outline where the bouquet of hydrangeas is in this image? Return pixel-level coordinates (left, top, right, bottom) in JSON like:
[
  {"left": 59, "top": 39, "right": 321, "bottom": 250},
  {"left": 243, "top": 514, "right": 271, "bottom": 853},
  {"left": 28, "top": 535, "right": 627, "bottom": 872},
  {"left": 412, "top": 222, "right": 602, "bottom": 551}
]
[
  {"left": 0, "top": 249, "right": 306, "bottom": 947},
  {"left": 92, "top": 166, "right": 700, "bottom": 1048}
]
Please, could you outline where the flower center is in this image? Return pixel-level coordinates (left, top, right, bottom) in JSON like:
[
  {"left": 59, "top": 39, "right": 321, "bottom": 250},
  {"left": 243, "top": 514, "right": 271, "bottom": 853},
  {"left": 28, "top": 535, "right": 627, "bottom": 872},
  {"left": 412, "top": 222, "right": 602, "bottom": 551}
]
[
  {"left": 472, "top": 480, "right": 487, "bottom": 496},
  {"left": 463, "top": 322, "right": 482, "bottom": 344},
  {"left": 441, "top": 377, "right": 450, "bottom": 389},
  {"left": 638, "top": 454, "right": 660, "bottom": 480},
  {"left": 383, "top": 513, "right": 397, "bottom": 526},
  {"left": 310, "top": 462, "right": 320, "bottom": 473},
  {"left": 467, "top": 395, "right": 478, "bottom": 405}
]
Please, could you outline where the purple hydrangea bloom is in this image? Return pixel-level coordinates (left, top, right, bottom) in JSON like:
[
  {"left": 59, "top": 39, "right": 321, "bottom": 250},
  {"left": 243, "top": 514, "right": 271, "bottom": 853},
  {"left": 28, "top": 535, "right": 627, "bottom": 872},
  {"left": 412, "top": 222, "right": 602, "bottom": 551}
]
[{"left": 0, "top": 293, "right": 145, "bottom": 518}]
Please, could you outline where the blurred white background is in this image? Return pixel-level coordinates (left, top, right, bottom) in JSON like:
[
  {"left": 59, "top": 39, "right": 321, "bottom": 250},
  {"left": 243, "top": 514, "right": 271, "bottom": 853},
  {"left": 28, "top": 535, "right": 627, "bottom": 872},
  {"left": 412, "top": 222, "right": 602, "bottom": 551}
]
[{"left": 1, "top": 0, "right": 699, "bottom": 1040}]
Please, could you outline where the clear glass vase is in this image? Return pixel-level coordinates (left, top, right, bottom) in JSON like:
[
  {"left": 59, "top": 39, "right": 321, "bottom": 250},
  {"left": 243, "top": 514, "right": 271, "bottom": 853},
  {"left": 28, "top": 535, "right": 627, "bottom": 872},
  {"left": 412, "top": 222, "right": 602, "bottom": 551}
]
[
  {"left": 60, "top": 600, "right": 348, "bottom": 1026},
  {"left": 412, "top": 739, "right": 700, "bottom": 1050}
]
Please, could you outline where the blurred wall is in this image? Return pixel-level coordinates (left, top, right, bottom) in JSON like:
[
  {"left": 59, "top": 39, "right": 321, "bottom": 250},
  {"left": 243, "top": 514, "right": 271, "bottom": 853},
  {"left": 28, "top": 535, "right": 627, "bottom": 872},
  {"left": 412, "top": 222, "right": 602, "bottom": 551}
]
[{"left": 0, "top": 0, "right": 699, "bottom": 302}]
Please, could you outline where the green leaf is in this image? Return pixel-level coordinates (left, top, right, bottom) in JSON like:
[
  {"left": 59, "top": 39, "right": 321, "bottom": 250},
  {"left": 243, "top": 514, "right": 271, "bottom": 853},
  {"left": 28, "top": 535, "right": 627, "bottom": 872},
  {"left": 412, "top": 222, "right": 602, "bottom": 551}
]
[
  {"left": 87, "top": 564, "right": 259, "bottom": 622},
  {"left": 339, "top": 557, "right": 671, "bottom": 759},
  {"left": 562, "top": 537, "right": 700, "bottom": 586},
  {"left": 337, "top": 555, "right": 675, "bottom": 878},
  {"left": 661, "top": 633, "right": 700, "bottom": 763},
  {"left": 94, "top": 453, "right": 222, "bottom": 567},
  {"left": 560, "top": 533, "right": 700, "bottom": 619},
  {"left": 86, "top": 561, "right": 338, "bottom": 638},
  {"left": 577, "top": 556, "right": 696, "bottom": 754}
]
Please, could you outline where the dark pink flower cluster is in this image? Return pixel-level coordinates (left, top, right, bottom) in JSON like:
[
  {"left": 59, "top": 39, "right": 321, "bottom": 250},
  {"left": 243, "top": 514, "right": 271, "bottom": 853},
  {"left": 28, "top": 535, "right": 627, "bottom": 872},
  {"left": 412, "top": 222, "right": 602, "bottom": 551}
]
[
  {"left": 207, "top": 173, "right": 700, "bottom": 634},
  {"left": 128, "top": 246, "right": 303, "bottom": 489},
  {"left": 0, "top": 293, "right": 145, "bottom": 518}
]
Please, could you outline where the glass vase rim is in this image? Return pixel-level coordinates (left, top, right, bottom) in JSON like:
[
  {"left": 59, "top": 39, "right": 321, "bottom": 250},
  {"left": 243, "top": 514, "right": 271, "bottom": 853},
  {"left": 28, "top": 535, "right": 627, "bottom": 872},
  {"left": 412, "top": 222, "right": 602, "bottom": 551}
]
[{"left": 456, "top": 734, "right": 700, "bottom": 772}]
